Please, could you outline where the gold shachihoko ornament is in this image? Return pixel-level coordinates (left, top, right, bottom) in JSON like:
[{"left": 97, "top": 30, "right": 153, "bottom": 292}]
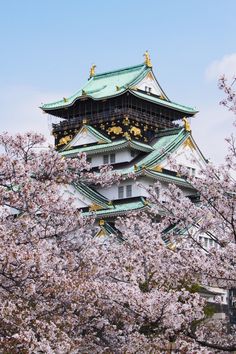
[
  {"left": 89, "top": 64, "right": 96, "bottom": 78},
  {"left": 144, "top": 51, "right": 152, "bottom": 68},
  {"left": 182, "top": 117, "right": 191, "bottom": 132}
]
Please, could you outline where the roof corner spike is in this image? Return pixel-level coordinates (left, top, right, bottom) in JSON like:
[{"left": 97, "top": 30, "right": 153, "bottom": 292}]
[
  {"left": 183, "top": 117, "right": 191, "bottom": 132},
  {"left": 89, "top": 64, "right": 96, "bottom": 78},
  {"left": 144, "top": 50, "right": 152, "bottom": 68}
]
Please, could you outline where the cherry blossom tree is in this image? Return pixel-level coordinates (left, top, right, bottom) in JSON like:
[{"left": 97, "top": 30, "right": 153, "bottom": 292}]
[
  {"left": 81, "top": 78, "right": 236, "bottom": 353},
  {"left": 0, "top": 77, "right": 236, "bottom": 353}
]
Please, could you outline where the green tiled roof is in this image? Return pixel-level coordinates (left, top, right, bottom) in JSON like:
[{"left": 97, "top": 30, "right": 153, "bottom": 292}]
[
  {"left": 63, "top": 125, "right": 111, "bottom": 151},
  {"left": 41, "top": 64, "right": 149, "bottom": 110},
  {"left": 41, "top": 63, "right": 197, "bottom": 115},
  {"left": 73, "top": 182, "right": 113, "bottom": 209},
  {"left": 136, "top": 128, "right": 189, "bottom": 168},
  {"left": 131, "top": 91, "right": 198, "bottom": 114},
  {"left": 142, "top": 169, "right": 195, "bottom": 189},
  {"left": 61, "top": 138, "right": 154, "bottom": 156},
  {"left": 84, "top": 197, "right": 148, "bottom": 217}
]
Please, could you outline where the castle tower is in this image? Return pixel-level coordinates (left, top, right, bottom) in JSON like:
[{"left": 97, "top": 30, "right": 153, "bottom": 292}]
[{"left": 41, "top": 54, "right": 206, "bottom": 235}]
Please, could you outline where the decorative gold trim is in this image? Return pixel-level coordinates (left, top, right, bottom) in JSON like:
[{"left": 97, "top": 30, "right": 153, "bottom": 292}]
[
  {"left": 144, "top": 50, "right": 152, "bottom": 68},
  {"left": 122, "top": 116, "right": 130, "bottom": 126},
  {"left": 146, "top": 72, "right": 154, "bottom": 80},
  {"left": 57, "top": 135, "right": 72, "bottom": 146},
  {"left": 107, "top": 126, "right": 123, "bottom": 135},
  {"left": 183, "top": 137, "right": 195, "bottom": 150},
  {"left": 89, "top": 203, "right": 103, "bottom": 212},
  {"left": 123, "top": 132, "right": 131, "bottom": 140},
  {"left": 183, "top": 117, "right": 191, "bottom": 132},
  {"left": 159, "top": 94, "right": 165, "bottom": 100},
  {"left": 152, "top": 165, "right": 163, "bottom": 173},
  {"left": 89, "top": 64, "right": 96, "bottom": 78},
  {"left": 99, "top": 219, "right": 105, "bottom": 226},
  {"left": 129, "top": 126, "right": 142, "bottom": 137},
  {"left": 97, "top": 229, "right": 106, "bottom": 237}
]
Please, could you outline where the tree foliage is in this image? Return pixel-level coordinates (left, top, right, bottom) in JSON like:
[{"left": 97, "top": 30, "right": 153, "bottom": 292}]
[{"left": 0, "top": 78, "right": 236, "bottom": 353}]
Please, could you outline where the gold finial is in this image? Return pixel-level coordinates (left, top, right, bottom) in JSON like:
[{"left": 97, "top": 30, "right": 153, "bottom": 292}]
[
  {"left": 99, "top": 219, "right": 105, "bottom": 226},
  {"left": 89, "top": 64, "right": 96, "bottom": 78},
  {"left": 63, "top": 97, "right": 67, "bottom": 102},
  {"left": 182, "top": 117, "right": 191, "bottom": 132},
  {"left": 134, "top": 164, "right": 138, "bottom": 171},
  {"left": 144, "top": 50, "right": 152, "bottom": 68},
  {"left": 82, "top": 118, "right": 88, "bottom": 125}
]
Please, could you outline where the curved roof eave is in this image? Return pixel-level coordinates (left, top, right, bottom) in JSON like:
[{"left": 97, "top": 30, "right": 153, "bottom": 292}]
[
  {"left": 40, "top": 63, "right": 149, "bottom": 112},
  {"left": 130, "top": 91, "right": 198, "bottom": 115}
]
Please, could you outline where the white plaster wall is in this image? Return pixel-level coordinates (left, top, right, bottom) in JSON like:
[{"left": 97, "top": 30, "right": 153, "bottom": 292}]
[
  {"left": 136, "top": 73, "right": 163, "bottom": 96},
  {"left": 163, "top": 143, "right": 206, "bottom": 177},
  {"left": 70, "top": 130, "right": 99, "bottom": 147},
  {"left": 96, "top": 176, "right": 195, "bottom": 201},
  {"left": 89, "top": 149, "right": 134, "bottom": 168},
  {"left": 61, "top": 184, "right": 91, "bottom": 208}
]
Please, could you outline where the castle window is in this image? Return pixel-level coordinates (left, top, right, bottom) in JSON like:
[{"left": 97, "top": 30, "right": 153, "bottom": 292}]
[
  {"left": 103, "top": 155, "right": 109, "bottom": 164},
  {"left": 110, "top": 153, "right": 116, "bottom": 163},
  {"left": 103, "top": 154, "right": 116, "bottom": 164},
  {"left": 126, "top": 185, "right": 132, "bottom": 197},
  {"left": 118, "top": 186, "right": 124, "bottom": 199}
]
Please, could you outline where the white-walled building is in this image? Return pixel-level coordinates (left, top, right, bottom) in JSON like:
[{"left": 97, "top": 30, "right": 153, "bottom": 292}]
[{"left": 41, "top": 54, "right": 206, "bottom": 234}]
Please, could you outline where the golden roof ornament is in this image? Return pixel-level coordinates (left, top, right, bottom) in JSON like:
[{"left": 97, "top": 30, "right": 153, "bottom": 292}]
[
  {"left": 182, "top": 117, "right": 191, "bottom": 132},
  {"left": 144, "top": 50, "right": 152, "bottom": 68},
  {"left": 89, "top": 64, "right": 96, "bottom": 78}
]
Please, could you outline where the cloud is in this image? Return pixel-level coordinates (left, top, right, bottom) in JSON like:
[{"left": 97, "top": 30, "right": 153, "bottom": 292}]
[
  {"left": 191, "top": 103, "right": 234, "bottom": 164},
  {"left": 0, "top": 85, "right": 64, "bottom": 146},
  {"left": 205, "top": 53, "right": 236, "bottom": 81}
]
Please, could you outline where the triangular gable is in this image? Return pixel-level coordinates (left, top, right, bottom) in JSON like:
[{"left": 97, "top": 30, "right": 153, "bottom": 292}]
[
  {"left": 64, "top": 125, "right": 111, "bottom": 150},
  {"left": 134, "top": 71, "right": 169, "bottom": 100},
  {"left": 161, "top": 135, "right": 207, "bottom": 176},
  {"left": 61, "top": 184, "right": 94, "bottom": 208}
]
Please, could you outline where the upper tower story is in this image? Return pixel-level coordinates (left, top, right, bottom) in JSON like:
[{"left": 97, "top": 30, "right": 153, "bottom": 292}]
[{"left": 41, "top": 52, "right": 198, "bottom": 150}]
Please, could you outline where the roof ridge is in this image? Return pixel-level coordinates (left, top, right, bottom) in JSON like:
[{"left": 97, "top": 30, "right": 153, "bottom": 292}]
[{"left": 94, "top": 63, "right": 146, "bottom": 78}]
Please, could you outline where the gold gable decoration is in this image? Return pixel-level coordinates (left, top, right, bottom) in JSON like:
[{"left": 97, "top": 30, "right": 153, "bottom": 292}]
[
  {"left": 89, "top": 203, "right": 103, "bottom": 212},
  {"left": 152, "top": 165, "right": 163, "bottom": 173},
  {"left": 183, "top": 137, "right": 195, "bottom": 150}
]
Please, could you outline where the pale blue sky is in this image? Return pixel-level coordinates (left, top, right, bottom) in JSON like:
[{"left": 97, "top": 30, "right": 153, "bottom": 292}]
[{"left": 0, "top": 0, "right": 235, "bottom": 162}]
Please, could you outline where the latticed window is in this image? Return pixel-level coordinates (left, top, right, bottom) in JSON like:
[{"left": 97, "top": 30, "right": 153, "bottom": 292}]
[
  {"left": 103, "top": 154, "right": 116, "bottom": 164},
  {"left": 126, "top": 185, "right": 132, "bottom": 197},
  {"left": 103, "top": 155, "right": 109, "bottom": 164},
  {"left": 110, "top": 153, "right": 115, "bottom": 163},
  {"left": 118, "top": 186, "right": 124, "bottom": 199}
]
